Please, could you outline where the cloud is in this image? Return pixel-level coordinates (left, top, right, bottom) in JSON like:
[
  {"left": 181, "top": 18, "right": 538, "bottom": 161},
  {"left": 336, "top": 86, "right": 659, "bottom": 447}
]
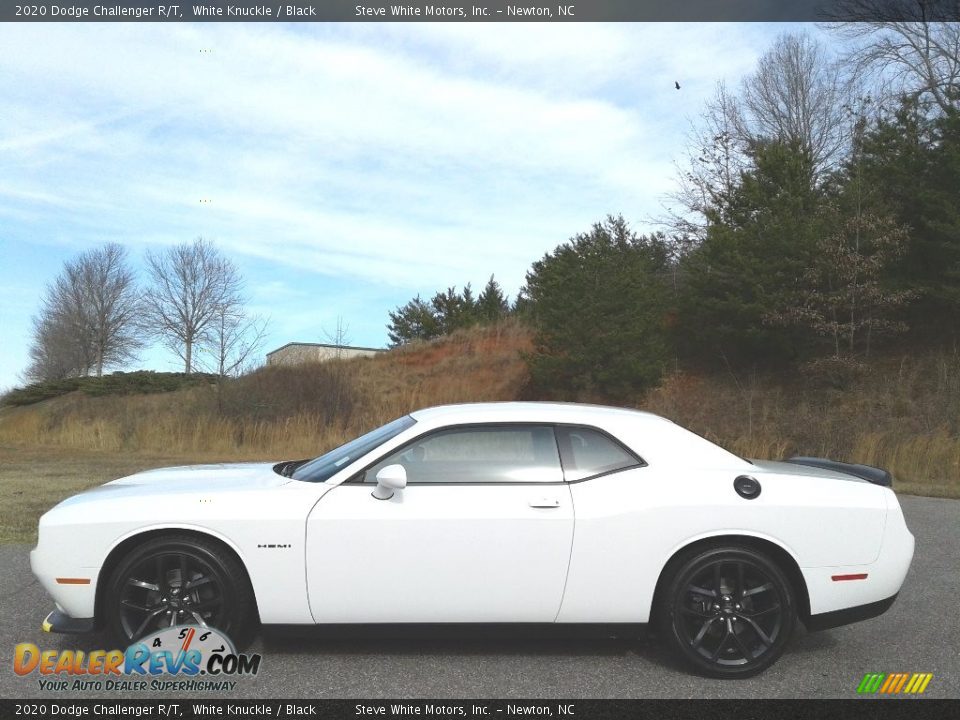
[{"left": 0, "top": 22, "right": 792, "bottom": 383}]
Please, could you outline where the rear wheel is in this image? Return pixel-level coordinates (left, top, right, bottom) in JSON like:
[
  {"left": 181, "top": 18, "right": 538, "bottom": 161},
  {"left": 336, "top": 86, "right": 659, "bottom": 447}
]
[
  {"left": 660, "top": 546, "right": 795, "bottom": 678},
  {"left": 104, "top": 535, "right": 257, "bottom": 649}
]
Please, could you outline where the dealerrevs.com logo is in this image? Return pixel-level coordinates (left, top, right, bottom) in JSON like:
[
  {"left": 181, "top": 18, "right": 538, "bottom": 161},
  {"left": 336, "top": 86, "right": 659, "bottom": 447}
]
[{"left": 13, "top": 625, "right": 261, "bottom": 692}]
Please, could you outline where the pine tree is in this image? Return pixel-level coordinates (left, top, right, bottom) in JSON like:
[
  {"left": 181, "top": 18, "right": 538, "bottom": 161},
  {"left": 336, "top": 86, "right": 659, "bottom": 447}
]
[
  {"left": 386, "top": 295, "right": 441, "bottom": 346},
  {"left": 856, "top": 97, "right": 960, "bottom": 337},
  {"left": 477, "top": 275, "right": 510, "bottom": 322},
  {"left": 678, "top": 140, "right": 827, "bottom": 365},
  {"left": 522, "top": 216, "right": 672, "bottom": 399}
]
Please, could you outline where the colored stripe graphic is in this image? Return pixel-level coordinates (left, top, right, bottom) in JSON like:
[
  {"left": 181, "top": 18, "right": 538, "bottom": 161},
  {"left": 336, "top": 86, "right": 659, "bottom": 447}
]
[
  {"left": 910, "top": 674, "right": 933, "bottom": 694},
  {"left": 858, "top": 673, "right": 932, "bottom": 694},
  {"left": 857, "top": 673, "right": 885, "bottom": 693}
]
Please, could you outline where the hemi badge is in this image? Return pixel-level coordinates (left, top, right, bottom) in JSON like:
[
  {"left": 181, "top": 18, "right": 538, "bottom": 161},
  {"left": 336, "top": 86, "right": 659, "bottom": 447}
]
[
  {"left": 55, "top": 578, "right": 91, "bottom": 585},
  {"left": 831, "top": 573, "right": 868, "bottom": 581}
]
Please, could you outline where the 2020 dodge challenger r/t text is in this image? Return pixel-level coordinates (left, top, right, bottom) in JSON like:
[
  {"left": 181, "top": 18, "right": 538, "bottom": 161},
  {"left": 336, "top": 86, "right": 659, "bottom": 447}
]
[{"left": 31, "top": 402, "right": 914, "bottom": 677}]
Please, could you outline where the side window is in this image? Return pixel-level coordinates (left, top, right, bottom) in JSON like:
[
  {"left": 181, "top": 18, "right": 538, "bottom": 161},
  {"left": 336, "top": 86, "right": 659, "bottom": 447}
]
[
  {"left": 363, "top": 425, "right": 563, "bottom": 484},
  {"left": 556, "top": 426, "right": 643, "bottom": 482}
]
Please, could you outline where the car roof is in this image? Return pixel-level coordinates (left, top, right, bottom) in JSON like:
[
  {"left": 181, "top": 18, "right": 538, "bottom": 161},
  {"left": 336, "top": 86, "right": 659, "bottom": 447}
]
[{"left": 408, "top": 401, "right": 670, "bottom": 425}]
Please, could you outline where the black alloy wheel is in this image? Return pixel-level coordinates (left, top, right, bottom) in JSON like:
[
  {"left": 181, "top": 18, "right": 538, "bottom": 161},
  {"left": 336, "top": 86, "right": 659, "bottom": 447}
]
[
  {"left": 105, "top": 535, "right": 257, "bottom": 648},
  {"left": 661, "top": 546, "right": 795, "bottom": 678}
]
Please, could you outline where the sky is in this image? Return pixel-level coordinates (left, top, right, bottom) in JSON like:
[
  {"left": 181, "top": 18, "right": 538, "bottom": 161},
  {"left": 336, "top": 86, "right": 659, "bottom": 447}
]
[{"left": 0, "top": 21, "right": 834, "bottom": 389}]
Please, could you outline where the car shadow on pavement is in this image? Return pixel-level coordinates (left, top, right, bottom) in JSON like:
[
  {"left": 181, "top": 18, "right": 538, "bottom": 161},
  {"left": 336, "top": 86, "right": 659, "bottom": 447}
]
[
  {"left": 261, "top": 624, "right": 647, "bottom": 657},
  {"left": 260, "top": 624, "right": 695, "bottom": 675},
  {"left": 258, "top": 622, "right": 839, "bottom": 671},
  {"left": 33, "top": 620, "right": 840, "bottom": 678}
]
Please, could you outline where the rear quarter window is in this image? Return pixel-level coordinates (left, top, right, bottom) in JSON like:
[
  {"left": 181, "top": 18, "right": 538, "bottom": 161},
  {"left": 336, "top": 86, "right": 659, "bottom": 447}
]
[{"left": 557, "top": 426, "right": 644, "bottom": 481}]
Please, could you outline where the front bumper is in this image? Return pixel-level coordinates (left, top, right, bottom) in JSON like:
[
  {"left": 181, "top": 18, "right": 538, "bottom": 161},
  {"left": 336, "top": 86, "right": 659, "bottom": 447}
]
[
  {"left": 42, "top": 610, "right": 96, "bottom": 634},
  {"left": 30, "top": 545, "right": 99, "bottom": 621}
]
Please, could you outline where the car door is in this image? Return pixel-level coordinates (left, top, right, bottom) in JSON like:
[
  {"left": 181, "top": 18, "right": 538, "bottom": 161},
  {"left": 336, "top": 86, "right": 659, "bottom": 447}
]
[{"left": 305, "top": 424, "right": 574, "bottom": 623}]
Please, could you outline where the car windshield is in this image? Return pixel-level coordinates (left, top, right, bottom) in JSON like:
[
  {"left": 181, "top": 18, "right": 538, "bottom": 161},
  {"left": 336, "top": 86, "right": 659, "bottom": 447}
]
[{"left": 290, "top": 415, "right": 416, "bottom": 483}]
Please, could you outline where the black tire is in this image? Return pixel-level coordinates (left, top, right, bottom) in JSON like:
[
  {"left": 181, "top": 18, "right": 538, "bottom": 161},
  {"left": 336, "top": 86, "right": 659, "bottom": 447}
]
[
  {"left": 104, "top": 534, "right": 258, "bottom": 650},
  {"left": 658, "top": 545, "right": 795, "bottom": 678}
]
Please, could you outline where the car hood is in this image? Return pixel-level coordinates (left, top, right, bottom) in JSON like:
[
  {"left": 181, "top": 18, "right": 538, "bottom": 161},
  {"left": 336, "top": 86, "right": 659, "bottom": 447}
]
[{"left": 56, "top": 462, "right": 290, "bottom": 507}]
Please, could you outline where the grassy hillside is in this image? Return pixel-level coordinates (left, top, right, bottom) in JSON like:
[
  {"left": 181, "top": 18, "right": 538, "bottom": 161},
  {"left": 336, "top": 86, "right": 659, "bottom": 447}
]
[
  {"left": 0, "top": 321, "right": 532, "bottom": 459},
  {"left": 1, "top": 319, "right": 958, "bottom": 502}
]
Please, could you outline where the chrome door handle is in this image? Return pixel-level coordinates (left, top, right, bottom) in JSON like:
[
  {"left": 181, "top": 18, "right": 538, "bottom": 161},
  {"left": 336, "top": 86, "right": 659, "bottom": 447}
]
[{"left": 528, "top": 498, "right": 561, "bottom": 508}]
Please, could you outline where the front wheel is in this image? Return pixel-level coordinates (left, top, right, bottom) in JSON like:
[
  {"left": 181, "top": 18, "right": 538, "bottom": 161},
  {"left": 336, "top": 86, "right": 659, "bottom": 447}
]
[
  {"left": 660, "top": 546, "right": 796, "bottom": 678},
  {"left": 104, "top": 535, "right": 257, "bottom": 649}
]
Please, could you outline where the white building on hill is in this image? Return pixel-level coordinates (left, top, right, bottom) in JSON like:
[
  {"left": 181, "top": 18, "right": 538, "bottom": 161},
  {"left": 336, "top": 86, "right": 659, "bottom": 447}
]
[{"left": 265, "top": 342, "right": 385, "bottom": 366}]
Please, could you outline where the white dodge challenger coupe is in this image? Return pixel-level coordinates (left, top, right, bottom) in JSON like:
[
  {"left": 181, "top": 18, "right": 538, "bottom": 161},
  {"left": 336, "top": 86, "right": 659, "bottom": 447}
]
[{"left": 32, "top": 402, "right": 914, "bottom": 677}]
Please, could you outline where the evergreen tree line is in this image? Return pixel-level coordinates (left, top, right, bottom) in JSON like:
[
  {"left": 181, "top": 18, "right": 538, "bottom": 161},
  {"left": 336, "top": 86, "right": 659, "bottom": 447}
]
[{"left": 387, "top": 275, "right": 514, "bottom": 346}]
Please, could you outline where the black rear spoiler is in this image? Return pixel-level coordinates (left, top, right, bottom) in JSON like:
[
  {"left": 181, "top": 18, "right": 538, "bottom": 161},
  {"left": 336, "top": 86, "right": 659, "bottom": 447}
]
[{"left": 786, "top": 457, "right": 893, "bottom": 487}]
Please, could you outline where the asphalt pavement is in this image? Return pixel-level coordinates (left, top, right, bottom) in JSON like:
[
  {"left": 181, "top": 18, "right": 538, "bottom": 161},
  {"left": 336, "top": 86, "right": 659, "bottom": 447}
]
[{"left": 1, "top": 495, "right": 956, "bottom": 699}]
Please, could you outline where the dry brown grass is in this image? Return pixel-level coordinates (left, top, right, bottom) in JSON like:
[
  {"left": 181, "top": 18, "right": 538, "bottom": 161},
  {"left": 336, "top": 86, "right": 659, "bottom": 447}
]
[
  {"left": 853, "top": 431, "right": 960, "bottom": 498},
  {"left": 0, "top": 446, "right": 252, "bottom": 544},
  {"left": 0, "top": 397, "right": 347, "bottom": 458},
  {"left": 0, "top": 322, "right": 957, "bottom": 545}
]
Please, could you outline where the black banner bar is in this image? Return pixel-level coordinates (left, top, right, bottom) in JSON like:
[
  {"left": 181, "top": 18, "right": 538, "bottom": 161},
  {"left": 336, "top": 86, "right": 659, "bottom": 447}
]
[
  {"left": 0, "top": 699, "right": 957, "bottom": 720},
  {"left": 2, "top": 0, "right": 960, "bottom": 23}
]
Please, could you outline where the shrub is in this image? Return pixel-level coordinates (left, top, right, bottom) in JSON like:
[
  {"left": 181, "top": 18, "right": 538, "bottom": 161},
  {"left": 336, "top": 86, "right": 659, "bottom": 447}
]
[{"left": 0, "top": 371, "right": 218, "bottom": 407}]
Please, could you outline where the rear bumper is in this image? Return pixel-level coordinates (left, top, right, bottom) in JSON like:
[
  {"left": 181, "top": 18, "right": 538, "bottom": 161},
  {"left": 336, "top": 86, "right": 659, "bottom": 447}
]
[
  {"left": 42, "top": 609, "right": 96, "bottom": 635},
  {"left": 801, "top": 489, "right": 914, "bottom": 617},
  {"left": 805, "top": 592, "right": 899, "bottom": 632}
]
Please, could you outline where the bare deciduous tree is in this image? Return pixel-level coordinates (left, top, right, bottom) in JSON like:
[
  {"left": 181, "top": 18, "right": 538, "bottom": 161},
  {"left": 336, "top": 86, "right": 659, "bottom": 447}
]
[
  {"left": 737, "top": 32, "right": 849, "bottom": 175},
  {"left": 322, "top": 316, "right": 352, "bottom": 359},
  {"left": 826, "top": 0, "right": 960, "bottom": 114},
  {"left": 659, "top": 82, "right": 747, "bottom": 242},
  {"left": 766, "top": 213, "right": 915, "bottom": 359},
  {"left": 202, "top": 304, "right": 269, "bottom": 377},
  {"left": 26, "top": 314, "right": 88, "bottom": 382},
  {"left": 81, "top": 244, "right": 144, "bottom": 376},
  {"left": 26, "top": 244, "right": 142, "bottom": 381},
  {"left": 143, "top": 238, "right": 243, "bottom": 374}
]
